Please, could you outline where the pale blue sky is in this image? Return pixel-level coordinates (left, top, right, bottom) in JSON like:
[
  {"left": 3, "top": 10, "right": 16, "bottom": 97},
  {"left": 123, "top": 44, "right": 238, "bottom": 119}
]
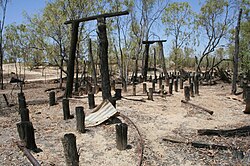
[
  {"left": 5, "top": 0, "right": 202, "bottom": 25},
  {"left": 5, "top": 0, "right": 47, "bottom": 25}
]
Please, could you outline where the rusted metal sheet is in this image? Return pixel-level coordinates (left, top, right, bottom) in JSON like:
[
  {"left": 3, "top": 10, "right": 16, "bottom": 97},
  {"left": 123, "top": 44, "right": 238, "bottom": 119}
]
[{"left": 85, "top": 100, "right": 118, "bottom": 127}]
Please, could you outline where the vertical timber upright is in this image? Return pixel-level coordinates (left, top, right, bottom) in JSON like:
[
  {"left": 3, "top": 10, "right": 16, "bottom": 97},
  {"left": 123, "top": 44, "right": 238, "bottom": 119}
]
[{"left": 64, "top": 11, "right": 129, "bottom": 100}]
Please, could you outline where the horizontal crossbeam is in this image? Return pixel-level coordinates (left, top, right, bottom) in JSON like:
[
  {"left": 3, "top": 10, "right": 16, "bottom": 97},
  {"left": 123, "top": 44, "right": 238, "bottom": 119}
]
[{"left": 65, "top": 10, "right": 129, "bottom": 24}]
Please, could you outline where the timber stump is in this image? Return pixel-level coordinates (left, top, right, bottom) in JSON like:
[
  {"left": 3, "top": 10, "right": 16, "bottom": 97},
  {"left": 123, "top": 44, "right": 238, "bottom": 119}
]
[
  {"left": 62, "top": 133, "right": 79, "bottom": 166},
  {"left": 243, "top": 88, "right": 250, "bottom": 114},
  {"left": 75, "top": 107, "right": 85, "bottom": 133},
  {"left": 116, "top": 123, "right": 128, "bottom": 150}
]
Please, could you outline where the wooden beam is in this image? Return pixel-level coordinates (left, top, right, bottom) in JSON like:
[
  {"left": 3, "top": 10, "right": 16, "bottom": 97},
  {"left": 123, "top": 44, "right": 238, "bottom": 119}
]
[
  {"left": 65, "top": 10, "right": 129, "bottom": 24},
  {"left": 142, "top": 40, "right": 167, "bottom": 44}
]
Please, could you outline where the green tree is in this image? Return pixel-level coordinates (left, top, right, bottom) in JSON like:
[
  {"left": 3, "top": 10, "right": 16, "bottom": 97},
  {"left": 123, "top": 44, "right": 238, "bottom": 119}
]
[
  {"left": 196, "top": 0, "right": 233, "bottom": 73},
  {"left": 0, "top": 0, "right": 9, "bottom": 89},
  {"left": 162, "top": 2, "right": 195, "bottom": 70}
]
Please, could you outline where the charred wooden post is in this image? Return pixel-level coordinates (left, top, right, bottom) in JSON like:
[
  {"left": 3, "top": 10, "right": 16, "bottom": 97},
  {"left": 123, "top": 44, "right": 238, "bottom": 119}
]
[
  {"left": 17, "top": 121, "right": 39, "bottom": 152},
  {"left": 49, "top": 91, "right": 56, "bottom": 106},
  {"left": 63, "top": 98, "right": 71, "bottom": 120},
  {"left": 132, "top": 84, "right": 136, "bottom": 96},
  {"left": 142, "top": 43, "right": 150, "bottom": 82},
  {"left": 148, "top": 88, "right": 153, "bottom": 100},
  {"left": 184, "top": 86, "right": 190, "bottom": 101},
  {"left": 75, "top": 107, "right": 85, "bottom": 133},
  {"left": 65, "top": 21, "right": 79, "bottom": 98},
  {"left": 116, "top": 123, "right": 128, "bottom": 150},
  {"left": 194, "top": 74, "right": 199, "bottom": 95},
  {"left": 158, "top": 41, "right": 168, "bottom": 77},
  {"left": 161, "top": 85, "right": 165, "bottom": 97},
  {"left": 115, "top": 83, "right": 122, "bottom": 100},
  {"left": 180, "top": 78, "right": 183, "bottom": 89},
  {"left": 64, "top": 11, "right": 129, "bottom": 100},
  {"left": 190, "top": 82, "right": 194, "bottom": 97},
  {"left": 243, "top": 88, "right": 250, "bottom": 114},
  {"left": 142, "top": 40, "right": 167, "bottom": 82},
  {"left": 62, "top": 133, "right": 79, "bottom": 166},
  {"left": 152, "top": 80, "right": 156, "bottom": 92},
  {"left": 174, "top": 79, "right": 178, "bottom": 92},
  {"left": 149, "top": 75, "right": 152, "bottom": 82},
  {"left": 18, "top": 92, "right": 27, "bottom": 111},
  {"left": 143, "top": 82, "right": 147, "bottom": 94},
  {"left": 88, "top": 93, "right": 95, "bottom": 109},
  {"left": 2, "top": 94, "right": 9, "bottom": 106},
  {"left": 169, "top": 80, "right": 173, "bottom": 95},
  {"left": 20, "top": 108, "right": 30, "bottom": 122},
  {"left": 153, "top": 48, "right": 157, "bottom": 81},
  {"left": 97, "top": 17, "right": 112, "bottom": 100},
  {"left": 188, "top": 73, "right": 192, "bottom": 85},
  {"left": 109, "top": 97, "right": 116, "bottom": 108}
]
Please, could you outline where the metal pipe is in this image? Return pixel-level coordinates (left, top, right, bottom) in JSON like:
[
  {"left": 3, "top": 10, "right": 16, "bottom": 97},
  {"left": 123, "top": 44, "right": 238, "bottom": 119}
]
[{"left": 17, "top": 141, "right": 40, "bottom": 166}]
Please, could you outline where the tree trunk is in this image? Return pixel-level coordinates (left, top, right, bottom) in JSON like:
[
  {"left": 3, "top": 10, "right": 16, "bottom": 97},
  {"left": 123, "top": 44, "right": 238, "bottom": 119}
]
[
  {"left": 97, "top": 17, "right": 111, "bottom": 100},
  {"left": 88, "top": 38, "right": 97, "bottom": 88},
  {"left": 65, "top": 21, "right": 79, "bottom": 98},
  {"left": 158, "top": 42, "right": 167, "bottom": 78},
  {"left": 142, "top": 44, "right": 150, "bottom": 82},
  {"left": 153, "top": 48, "right": 157, "bottom": 80},
  {"left": 232, "top": 9, "right": 242, "bottom": 94}
]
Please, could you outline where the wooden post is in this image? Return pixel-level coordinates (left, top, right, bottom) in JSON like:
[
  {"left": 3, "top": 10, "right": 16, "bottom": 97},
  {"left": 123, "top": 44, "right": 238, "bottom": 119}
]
[
  {"left": 174, "top": 79, "right": 178, "bottom": 92},
  {"left": 20, "top": 108, "right": 30, "bottom": 122},
  {"left": 243, "top": 88, "right": 250, "bottom": 114},
  {"left": 97, "top": 17, "right": 111, "bottom": 100},
  {"left": 75, "top": 107, "right": 85, "bottom": 133},
  {"left": 149, "top": 75, "right": 152, "bottom": 82},
  {"left": 109, "top": 97, "right": 116, "bottom": 108},
  {"left": 17, "top": 121, "right": 39, "bottom": 152},
  {"left": 190, "top": 82, "right": 194, "bottom": 97},
  {"left": 132, "top": 84, "right": 136, "bottom": 96},
  {"left": 189, "top": 73, "right": 192, "bottom": 85},
  {"left": 62, "top": 133, "right": 79, "bottom": 166},
  {"left": 148, "top": 88, "right": 153, "bottom": 100},
  {"left": 180, "top": 78, "right": 183, "bottom": 89},
  {"left": 49, "top": 91, "right": 56, "bottom": 106},
  {"left": 63, "top": 98, "right": 71, "bottom": 120},
  {"left": 142, "top": 44, "right": 150, "bottom": 82},
  {"left": 18, "top": 92, "right": 27, "bottom": 111},
  {"left": 184, "top": 86, "right": 190, "bottom": 101},
  {"left": 161, "top": 85, "right": 164, "bottom": 97},
  {"left": 158, "top": 41, "right": 168, "bottom": 77},
  {"left": 194, "top": 74, "right": 199, "bottom": 95},
  {"left": 65, "top": 21, "right": 79, "bottom": 98},
  {"left": 169, "top": 80, "right": 173, "bottom": 95},
  {"left": 152, "top": 80, "right": 156, "bottom": 92},
  {"left": 116, "top": 123, "right": 128, "bottom": 150},
  {"left": 88, "top": 93, "right": 95, "bottom": 109},
  {"left": 115, "top": 89, "right": 122, "bottom": 100},
  {"left": 143, "top": 82, "right": 147, "bottom": 94}
]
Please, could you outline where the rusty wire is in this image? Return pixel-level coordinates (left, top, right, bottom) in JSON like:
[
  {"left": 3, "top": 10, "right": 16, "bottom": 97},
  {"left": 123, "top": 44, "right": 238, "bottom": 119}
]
[{"left": 118, "top": 113, "right": 144, "bottom": 166}]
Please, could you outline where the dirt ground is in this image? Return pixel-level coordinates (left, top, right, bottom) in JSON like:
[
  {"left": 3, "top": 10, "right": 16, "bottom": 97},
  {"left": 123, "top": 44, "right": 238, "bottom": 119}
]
[{"left": 0, "top": 64, "right": 249, "bottom": 166}]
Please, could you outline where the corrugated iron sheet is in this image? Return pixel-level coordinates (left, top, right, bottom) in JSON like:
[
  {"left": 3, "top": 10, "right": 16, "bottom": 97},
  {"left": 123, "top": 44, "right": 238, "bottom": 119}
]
[{"left": 85, "top": 100, "right": 118, "bottom": 127}]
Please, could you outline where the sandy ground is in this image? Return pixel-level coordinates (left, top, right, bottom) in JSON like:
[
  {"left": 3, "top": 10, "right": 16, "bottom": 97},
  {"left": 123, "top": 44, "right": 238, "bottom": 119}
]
[{"left": 0, "top": 64, "right": 249, "bottom": 166}]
